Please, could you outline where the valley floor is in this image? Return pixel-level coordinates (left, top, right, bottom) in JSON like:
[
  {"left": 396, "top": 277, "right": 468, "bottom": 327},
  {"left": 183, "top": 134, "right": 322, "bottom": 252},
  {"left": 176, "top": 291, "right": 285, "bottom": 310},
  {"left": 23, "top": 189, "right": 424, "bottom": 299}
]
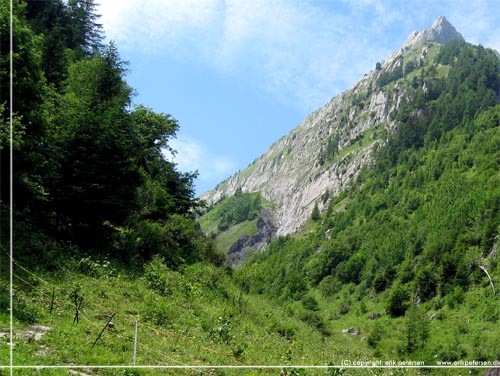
[{"left": 1, "top": 257, "right": 498, "bottom": 376}]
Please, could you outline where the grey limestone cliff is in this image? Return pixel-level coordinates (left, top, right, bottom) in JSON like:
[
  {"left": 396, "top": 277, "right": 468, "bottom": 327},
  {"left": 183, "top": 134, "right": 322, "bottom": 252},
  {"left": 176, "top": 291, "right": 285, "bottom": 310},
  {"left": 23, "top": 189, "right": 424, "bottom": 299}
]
[{"left": 200, "top": 16, "right": 466, "bottom": 256}]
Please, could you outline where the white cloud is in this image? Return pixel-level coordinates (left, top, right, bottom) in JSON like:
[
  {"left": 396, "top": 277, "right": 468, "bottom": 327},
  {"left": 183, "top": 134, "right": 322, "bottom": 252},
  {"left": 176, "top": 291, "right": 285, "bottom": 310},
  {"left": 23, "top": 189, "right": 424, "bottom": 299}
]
[
  {"left": 96, "top": 0, "right": 393, "bottom": 113},
  {"left": 447, "top": 0, "right": 500, "bottom": 53},
  {"left": 97, "top": 0, "right": 500, "bottom": 113},
  {"left": 98, "top": 0, "right": 221, "bottom": 53},
  {"left": 167, "top": 136, "right": 237, "bottom": 183}
]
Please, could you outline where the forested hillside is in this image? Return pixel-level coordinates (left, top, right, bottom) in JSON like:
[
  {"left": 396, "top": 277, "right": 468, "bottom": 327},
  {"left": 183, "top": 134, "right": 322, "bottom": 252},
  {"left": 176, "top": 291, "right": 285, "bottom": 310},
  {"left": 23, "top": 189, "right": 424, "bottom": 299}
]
[
  {"left": 1, "top": 0, "right": 218, "bottom": 269},
  {"left": 237, "top": 40, "right": 500, "bottom": 361},
  {"left": 2, "top": 3, "right": 500, "bottom": 374},
  {"left": 241, "top": 41, "right": 500, "bottom": 301}
]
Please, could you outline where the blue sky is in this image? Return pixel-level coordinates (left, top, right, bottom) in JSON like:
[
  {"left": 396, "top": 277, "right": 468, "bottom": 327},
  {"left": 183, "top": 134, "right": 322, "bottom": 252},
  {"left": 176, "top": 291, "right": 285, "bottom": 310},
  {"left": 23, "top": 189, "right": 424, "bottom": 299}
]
[{"left": 96, "top": 0, "right": 500, "bottom": 195}]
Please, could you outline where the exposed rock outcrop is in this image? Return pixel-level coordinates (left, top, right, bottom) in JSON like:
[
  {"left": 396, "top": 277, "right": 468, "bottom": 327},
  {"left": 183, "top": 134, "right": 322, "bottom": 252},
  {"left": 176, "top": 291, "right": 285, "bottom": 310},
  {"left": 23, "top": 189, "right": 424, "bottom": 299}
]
[
  {"left": 226, "top": 208, "right": 277, "bottom": 265},
  {"left": 201, "top": 17, "right": 466, "bottom": 255}
]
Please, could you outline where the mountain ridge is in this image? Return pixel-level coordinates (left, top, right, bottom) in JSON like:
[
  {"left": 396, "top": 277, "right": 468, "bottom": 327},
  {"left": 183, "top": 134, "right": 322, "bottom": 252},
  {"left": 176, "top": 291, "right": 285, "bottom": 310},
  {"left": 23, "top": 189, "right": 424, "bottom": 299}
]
[{"left": 200, "top": 16, "right": 474, "bottom": 259}]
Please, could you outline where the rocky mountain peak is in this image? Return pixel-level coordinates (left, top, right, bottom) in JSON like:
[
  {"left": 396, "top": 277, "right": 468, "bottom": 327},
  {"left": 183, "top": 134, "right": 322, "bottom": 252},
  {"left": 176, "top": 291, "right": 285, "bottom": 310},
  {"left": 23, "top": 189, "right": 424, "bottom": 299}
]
[
  {"left": 402, "top": 16, "right": 464, "bottom": 49},
  {"left": 200, "top": 17, "right": 471, "bottom": 259}
]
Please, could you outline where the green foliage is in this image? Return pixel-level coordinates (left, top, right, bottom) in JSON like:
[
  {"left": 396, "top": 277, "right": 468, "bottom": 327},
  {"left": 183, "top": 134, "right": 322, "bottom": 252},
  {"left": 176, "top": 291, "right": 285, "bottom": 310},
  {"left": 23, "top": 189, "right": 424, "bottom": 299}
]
[
  {"left": 77, "top": 256, "right": 115, "bottom": 278},
  {"left": 209, "top": 314, "right": 233, "bottom": 343},
  {"left": 386, "top": 284, "right": 410, "bottom": 317},
  {"left": 267, "top": 319, "right": 297, "bottom": 340},
  {"left": 13, "top": 302, "right": 39, "bottom": 324},
  {"left": 318, "top": 275, "right": 342, "bottom": 297},
  {"left": 367, "top": 321, "right": 383, "bottom": 348},
  {"left": 405, "top": 304, "right": 429, "bottom": 353},
  {"left": 299, "top": 310, "right": 329, "bottom": 336},
  {"left": 143, "top": 256, "right": 172, "bottom": 296},
  {"left": 301, "top": 295, "right": 320, "bottom": 311},
  {"left": 214, "top": 190, "right": 262, "bottom": 232},
  {"left": 311, "top": 203, "right": 321, "bottom": 221},
  {"left": 3, "top": 0, "right": 211, "bottom": 268}
]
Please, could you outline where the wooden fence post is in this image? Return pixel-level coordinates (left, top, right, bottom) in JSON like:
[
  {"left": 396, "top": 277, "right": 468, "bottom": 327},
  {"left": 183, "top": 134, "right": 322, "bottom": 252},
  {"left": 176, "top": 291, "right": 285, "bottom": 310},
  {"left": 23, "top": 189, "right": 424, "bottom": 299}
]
[
  {"left": 133, "top": 320, "right": 138, "bottom": 365},
  {"left": 49, "top": 287, "right": 55, "bottom": 314},
  {"left": 92, "top": 313, "right": 116, "bottom": 348},
  {"left": 73, "top": 296, "right": 84, "bottom": 324}
]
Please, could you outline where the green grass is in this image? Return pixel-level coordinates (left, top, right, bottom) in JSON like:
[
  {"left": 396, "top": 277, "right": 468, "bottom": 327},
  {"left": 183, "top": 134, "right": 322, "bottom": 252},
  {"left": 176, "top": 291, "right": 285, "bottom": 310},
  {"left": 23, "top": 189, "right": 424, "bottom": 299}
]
[
  {"left": 215, "top": 219, "right": 259, "bottom": 252},
  {"left": 199, "top": 192, "right": 277, "bottom": 254},
  {"left": 2, "top": 255, "right": 497, "bottom": 375},
  {"left": 331, "top": 125, "right": 384, "bottom": 164}
]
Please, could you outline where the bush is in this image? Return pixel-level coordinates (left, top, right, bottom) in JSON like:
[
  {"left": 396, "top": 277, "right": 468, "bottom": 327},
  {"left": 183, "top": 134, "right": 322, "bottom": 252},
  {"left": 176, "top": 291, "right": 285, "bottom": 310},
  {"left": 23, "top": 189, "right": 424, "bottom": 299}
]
[
  {"left": 143, "top": 256, "right": 172, "bottom": 296},
  {"left": 368, "top": 322, "right": 383, "bottom": 348},
  {"left": 299, "top": 311, "right": 330, "bottom": 336},
  {"left": 77, "top": 256, "right": 115, "bottom": 278},
  {"left": 387, "top": 283, "right": 410, "bottom": 317},
  {"left": 301, "top": 295, "right": 319, "bottom": 311},
  {"left": 14, "top": 302, "right": 38, "bottom": 324},
  {"left": 267, "top": 320, "right": 297, "bottom": 340},
  {"left": 144, "top": 300, "right": 172, "bottom": 327},
  {"left": 318, "top": 275, "right": 341, "bottom": 297},
  {"left": 373, "top": 274, "right": 389, "bottom": 292},
  {"left": 446, "top": 286, "right": 465, "bottom": 309},
  {"left": 209, "top": 315, "right": 232, "bottom": 343}
]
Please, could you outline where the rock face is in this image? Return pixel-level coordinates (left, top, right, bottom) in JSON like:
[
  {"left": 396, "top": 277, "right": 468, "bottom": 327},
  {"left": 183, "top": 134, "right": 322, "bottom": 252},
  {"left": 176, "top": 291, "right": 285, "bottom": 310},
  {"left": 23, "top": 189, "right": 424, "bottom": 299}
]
[
  {"left": 402, "top": 16, "right": 464, "bottom": 49},
  {"left": 226, "top": 208, "right": 277, "bottom": 265},
  {"left": 201, "top": 17, "right": 466, "bottom": 253}
]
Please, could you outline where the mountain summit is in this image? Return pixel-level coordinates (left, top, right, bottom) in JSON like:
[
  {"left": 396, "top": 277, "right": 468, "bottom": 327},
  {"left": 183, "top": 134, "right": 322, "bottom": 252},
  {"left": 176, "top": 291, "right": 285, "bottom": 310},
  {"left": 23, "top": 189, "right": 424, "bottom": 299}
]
[
  {"left": 402, "top": 16, "right": 464, "bottom": 49},
  {"left": 200, "top": 17, "right": 474, "bottom": 262}
]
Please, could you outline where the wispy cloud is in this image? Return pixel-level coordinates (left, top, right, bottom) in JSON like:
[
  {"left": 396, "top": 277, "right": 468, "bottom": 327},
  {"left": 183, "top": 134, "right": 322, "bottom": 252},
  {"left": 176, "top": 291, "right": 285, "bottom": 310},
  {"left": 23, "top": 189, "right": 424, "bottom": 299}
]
[
  {"left": 166, "top": 136, "right": 237, "bottom": 185},
  {"left": 98, "top": 0, "right": 500, "bottom": 112},
  {"left": 97, "top": 0, "right": 391, "bottom": 113},
  {"left": 446, "top": 0, "right": 500, "bottom": 52}
]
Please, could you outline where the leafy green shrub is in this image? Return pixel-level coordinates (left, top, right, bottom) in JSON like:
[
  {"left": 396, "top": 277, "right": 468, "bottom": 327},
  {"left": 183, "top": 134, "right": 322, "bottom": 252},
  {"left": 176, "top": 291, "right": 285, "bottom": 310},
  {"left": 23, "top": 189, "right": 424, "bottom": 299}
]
[
  {"left": 0, "top": 280, "right": 9, "bottom": 313},
  {"left": 143, "top": 256, "right": 172, "bottom": 296},
  {"left": 209, "top": 315, "right": 232, "bottom": 343},
  {"left": 144, "top": 300, "right": 172, "bottom": 327},
  {"left": 446, "top": 286, "right": 465, "bottom": 309},
  {"left": 318, "top": 275, "right": 341, "bottom": 297},
  {"left": 481, "top": 298, "right": 500, "bottom": 323},
  {"left": 134, "top": 220, "right": 164, "bottom": 261},
  {"left": 232, "top": 343, "right": 246, "bottom": 358},
  {"left": 301, "top": 295, "right": 319, "bottom": 311},
  {"left": 386, "top": 283, "right": 410, "bottom": 317},
  {"left": 367, "top": 322, "right": 383, "bottom": 348},
  {"left": 77, "top": 256, "right": 115, "bottom": 278},
  {"left": 434, "top": 335, "right": 466, "bottom": 362},
  {"left": 14, "top": 302, "right": 38, "bottom": 324},
  {"left": 336, "top": 253, "right": 365, "bottom": 284},
  {"left": 299, "top": 311, "right": 330, "bottom": 336},
  {"left": 373, "top": 273, "right": 389, "bottom": 292},
  {"left": 339, "top": 304, "right": 350, "bottom": 315},
  {"left": 281, "top": 369, "right": 305, "bottom": 376},
  {"left": 267, "top": 320, "right": 296, "bottom": 340}
]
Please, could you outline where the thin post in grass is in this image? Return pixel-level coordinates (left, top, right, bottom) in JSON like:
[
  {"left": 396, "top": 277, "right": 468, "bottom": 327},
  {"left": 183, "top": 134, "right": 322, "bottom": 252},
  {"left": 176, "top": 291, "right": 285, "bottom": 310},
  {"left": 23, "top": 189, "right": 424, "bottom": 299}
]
[
  {"left": 92, "top": 312, "right": 116, "bottom": 348},
  {"left": 73, "top": 296, "right": 84, "bottom": 324},
  {"left": 133, "top": 320, "right": 138, "bottom": 365},
  {"left": 49, "top": 287, "right": 55, "bottom": 314}
]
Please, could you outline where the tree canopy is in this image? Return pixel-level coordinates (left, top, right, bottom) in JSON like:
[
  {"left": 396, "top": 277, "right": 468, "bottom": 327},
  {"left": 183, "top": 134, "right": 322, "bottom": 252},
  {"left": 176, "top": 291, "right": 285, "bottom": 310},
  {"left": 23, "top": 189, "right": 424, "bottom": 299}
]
[{"left": 1, "top": 0, "right": 215, "bottom": 268}]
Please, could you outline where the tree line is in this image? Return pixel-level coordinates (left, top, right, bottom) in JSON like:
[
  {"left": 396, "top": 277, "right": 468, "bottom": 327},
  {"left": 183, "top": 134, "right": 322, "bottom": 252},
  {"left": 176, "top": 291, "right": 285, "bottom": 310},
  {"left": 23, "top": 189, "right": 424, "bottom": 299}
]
[
  {"left": 0, "top": 1, "right": 219, "bottom": 268},
  {"left": 240, "top": 40, "right": 500, "bottom": 316}
]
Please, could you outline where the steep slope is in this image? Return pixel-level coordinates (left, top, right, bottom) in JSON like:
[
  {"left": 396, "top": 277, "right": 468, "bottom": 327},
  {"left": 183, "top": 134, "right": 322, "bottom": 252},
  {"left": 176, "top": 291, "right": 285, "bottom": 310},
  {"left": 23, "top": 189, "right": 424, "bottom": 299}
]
[
  {"left": 235, "top": 24, "right": 500, "bottom": 363},
  {"left": 200, "top": 16, "right": 465, "bottom": 258}
]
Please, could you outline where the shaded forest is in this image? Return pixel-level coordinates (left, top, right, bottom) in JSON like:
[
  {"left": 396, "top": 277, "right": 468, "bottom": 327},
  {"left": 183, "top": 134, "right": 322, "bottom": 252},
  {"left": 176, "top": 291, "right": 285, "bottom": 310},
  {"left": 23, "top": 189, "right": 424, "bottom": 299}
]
[{"left": 1, "top": 0, "right": 220, "bottom": 269}]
